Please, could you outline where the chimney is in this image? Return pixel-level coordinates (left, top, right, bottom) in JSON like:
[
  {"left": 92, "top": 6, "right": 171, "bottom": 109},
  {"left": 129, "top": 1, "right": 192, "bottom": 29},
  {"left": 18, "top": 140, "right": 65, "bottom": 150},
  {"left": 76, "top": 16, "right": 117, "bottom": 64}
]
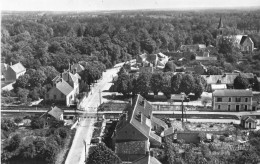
[
  {"left": 10, "top": 62, "right": 12, "bottom": 66},
  {"left": 68, "top": 62, "right": 71, "bottom": 72}
]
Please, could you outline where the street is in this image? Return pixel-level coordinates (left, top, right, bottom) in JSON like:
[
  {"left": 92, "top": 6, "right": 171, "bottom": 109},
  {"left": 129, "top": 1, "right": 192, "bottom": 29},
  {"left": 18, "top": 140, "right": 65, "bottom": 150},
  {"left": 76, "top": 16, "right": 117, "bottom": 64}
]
[{"left": 65, "top": 67, "right": 120, "bottom": 164}]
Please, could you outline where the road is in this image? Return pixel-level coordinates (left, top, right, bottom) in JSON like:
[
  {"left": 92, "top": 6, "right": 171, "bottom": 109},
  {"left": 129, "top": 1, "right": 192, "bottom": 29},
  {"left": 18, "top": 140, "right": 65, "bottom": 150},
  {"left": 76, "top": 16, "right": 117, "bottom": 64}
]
[{"left": 65, "top": 67, "right": 120, "bottom": 164}]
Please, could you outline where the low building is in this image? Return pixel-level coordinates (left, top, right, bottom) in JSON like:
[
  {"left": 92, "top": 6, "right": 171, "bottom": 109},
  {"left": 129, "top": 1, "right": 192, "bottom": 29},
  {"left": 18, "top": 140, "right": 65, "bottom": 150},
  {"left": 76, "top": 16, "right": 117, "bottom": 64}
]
[
  {"left": 48, "top": 106, "right": 64, "bottom": 120},
  {"left": 210, "top": 84, "right": 227, "bottom": 92},
  {"left": 113, "top": 95, "right": 167, "bottom": 162},
  {"left": 4, "top": 62, "right": 26, "bottom": 82},
  {"left": 212, "top": 89, "right": 253, "bottom": 111},
  {"left": 241, "top": 116, "right": 257, "bottom": 129}
]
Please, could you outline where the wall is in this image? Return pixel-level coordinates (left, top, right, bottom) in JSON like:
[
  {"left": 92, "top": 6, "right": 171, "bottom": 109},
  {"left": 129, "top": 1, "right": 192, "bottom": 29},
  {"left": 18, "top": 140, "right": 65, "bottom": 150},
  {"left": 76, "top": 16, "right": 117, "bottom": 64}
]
[{"left": 213, "top": 96, "right": 252, "bottom": 111}]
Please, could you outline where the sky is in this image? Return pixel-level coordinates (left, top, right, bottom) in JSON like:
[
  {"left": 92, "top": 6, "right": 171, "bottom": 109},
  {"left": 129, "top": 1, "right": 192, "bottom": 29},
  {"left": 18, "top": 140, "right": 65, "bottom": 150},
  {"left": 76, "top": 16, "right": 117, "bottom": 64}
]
[{"left": 1, "top": 0, "right": 260, "bottom": 11}]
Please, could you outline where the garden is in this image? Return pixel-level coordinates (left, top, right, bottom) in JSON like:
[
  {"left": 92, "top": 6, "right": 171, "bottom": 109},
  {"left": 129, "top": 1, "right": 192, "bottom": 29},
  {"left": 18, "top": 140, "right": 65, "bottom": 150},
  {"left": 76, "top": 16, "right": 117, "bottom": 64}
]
[{"left": 1, "top": 115, "right": 76, "bottom": 164}]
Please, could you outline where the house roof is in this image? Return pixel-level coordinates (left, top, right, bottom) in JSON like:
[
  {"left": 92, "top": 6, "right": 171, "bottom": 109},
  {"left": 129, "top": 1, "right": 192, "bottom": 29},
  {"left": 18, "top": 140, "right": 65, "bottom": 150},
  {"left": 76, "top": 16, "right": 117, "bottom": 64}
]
[
  {"left": 195, "top": 56, "right": 217, "bottom": 61},
  {"left": 48, "top": 106, "right": 63, "bottom": 120},
  {"left": 10, "top": 62, "right": 26, "bottom": 74},
  {"left": 213, "top": 89, "right": 253, "bottom": 97},
  {"left": 241, "top": 116, "right": 256, "bottom": 123},
  {"left": 115, "top": 95, "right": 161, "bottom": 141},
  {"left": 201, "top": 74, "right": 237, "bottom": 84},
  {"left": 132, "top": 155, "right": 162, "bottom": 164},
  {"left": 56, "top": 80, "right": 74, "bottom": 95}
]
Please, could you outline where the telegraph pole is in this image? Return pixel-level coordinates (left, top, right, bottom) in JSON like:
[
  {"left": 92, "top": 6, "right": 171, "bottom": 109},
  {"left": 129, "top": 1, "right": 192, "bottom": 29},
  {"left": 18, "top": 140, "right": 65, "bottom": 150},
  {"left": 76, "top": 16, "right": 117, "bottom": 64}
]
[
  {"left": 181, "top": 99, "right": 184, "bottom": 123},
  {"left": 99, "top": 89, "right": 102, "bottom": 105}
]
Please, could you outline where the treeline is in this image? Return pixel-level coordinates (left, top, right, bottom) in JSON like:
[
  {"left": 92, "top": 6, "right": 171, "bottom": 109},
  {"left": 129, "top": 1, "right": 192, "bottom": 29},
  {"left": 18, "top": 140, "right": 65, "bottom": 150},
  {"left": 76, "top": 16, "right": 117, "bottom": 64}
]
[
  {"left": 2, "top": 10, "right": 260, "bottom": 73},
  {"left": 114, "top": 67, "right": 206, "bottom": 99}
]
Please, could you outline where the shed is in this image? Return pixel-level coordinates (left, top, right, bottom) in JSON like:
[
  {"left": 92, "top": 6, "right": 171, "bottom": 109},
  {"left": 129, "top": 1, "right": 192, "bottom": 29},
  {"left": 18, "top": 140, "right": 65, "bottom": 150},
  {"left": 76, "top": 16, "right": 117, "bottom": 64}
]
[{"left": 241, "top": 116, "right": 257, "bottom": 129}]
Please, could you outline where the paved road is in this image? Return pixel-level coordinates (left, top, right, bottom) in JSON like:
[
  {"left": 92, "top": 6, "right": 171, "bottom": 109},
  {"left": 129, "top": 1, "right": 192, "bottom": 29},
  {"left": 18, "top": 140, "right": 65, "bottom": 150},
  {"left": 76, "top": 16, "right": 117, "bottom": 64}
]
[{"left": 65, "top": 67, "right": 120, "bottom": 164}]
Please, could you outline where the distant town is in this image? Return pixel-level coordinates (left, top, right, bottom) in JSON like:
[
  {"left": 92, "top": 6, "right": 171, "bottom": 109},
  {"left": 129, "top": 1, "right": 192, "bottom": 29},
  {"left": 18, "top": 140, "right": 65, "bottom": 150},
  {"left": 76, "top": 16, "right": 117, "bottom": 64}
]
[{"left": 1, "top": 9, "right": 260, "bottom": 164}]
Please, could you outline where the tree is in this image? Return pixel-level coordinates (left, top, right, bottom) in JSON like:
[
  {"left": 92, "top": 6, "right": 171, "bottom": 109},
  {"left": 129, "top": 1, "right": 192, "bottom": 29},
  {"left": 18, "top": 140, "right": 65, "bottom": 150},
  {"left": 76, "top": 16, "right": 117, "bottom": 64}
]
[
  {"left": 164, "top": 61, "right": 176, "bottom": 72},
  {"left": 115, "top": 72, "right": 131, "bottom": 97},
  {"left": 87, "top": 143, "right": 121, "bottom": 164},
  {"left": 17, "top": 88, "right": 29, "bottom": 103},
  {"left": 171, "top": 73, "right": 183, "bottom": 94},
  {"left": 135, "top": 72, "right": 152, "bottom": 97},
  {"left": 13, "top": 74, "right": 30, "bottom": 92},
  {"left": 234, "top": 75, "right": 249, "bottom": 89},
  {"left": 150, "top": 72, "right": 163, "bottom": 95},
  {"left": 193, "top": 75, "right": 205, "bottom": 99},
  {"left": 8, "top": 134, "right": 21, "bottom": 151},
  {"left": 161, "top": 72, "right": 174, "bottom": 98},
  {"left": 205, "top": 66, "right": 222, "bottom": 75},
  {"left": 31, "top": 117, "right": 45, "bottom": 129},
  {"left": 218, "top": 36, "right": 235, "bottom": 54},
  {"left": 28, "top": 69, "right": 47, "bottom": 88},
  {"left": 179, "top": 74, "right": 195, "bottom": 95}
]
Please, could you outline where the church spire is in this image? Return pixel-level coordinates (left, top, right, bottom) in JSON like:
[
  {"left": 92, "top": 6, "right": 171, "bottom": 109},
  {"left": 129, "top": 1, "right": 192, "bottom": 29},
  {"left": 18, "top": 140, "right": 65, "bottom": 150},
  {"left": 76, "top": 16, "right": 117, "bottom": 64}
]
[{"left": 218, "top": 17, "right": 223, "bottom": 29}]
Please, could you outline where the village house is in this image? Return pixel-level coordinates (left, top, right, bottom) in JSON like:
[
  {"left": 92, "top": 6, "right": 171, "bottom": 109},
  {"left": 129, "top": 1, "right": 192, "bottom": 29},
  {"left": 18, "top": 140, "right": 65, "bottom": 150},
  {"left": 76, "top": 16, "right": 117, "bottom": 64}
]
[
  {"left": 40, "top": 106, "right": 64, "bottom": 127},
  {"left": 137, "top": 52, "right": 169, "bottom": 71},
  {"left": 71, "top": 63, "right": 85, "bottom": 74},
  {"left": 240, "top": 116, "right": 257, "bottom": 129},
  {"left": 112, "top": 94, "right": 167, "bottom": 163},
  {"left": 212, "top": 89, "right": 253, "bottom": 111},
  {"left": 45, "top": 70, "right": 80, "bottom": 106},
  {"left": 4, "top": 62, "right": 26, "bottom": 82}
]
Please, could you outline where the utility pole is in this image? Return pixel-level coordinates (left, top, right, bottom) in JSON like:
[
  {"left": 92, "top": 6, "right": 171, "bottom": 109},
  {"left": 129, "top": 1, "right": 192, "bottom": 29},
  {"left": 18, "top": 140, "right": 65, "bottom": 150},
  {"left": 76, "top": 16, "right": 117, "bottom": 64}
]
[
  {"left": 99, "top": 89, "right": 102, "bottom": 105},
  {"left": 181, "top": 99, "right": 184, "bottom": 123}
]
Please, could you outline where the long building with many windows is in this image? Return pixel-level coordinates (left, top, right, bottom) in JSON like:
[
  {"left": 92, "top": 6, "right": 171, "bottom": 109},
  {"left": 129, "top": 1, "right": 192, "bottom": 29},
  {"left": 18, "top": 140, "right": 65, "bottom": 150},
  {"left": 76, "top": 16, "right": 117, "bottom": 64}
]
[{"left": 212, "top": 89, "right": 253, "bottom": 111}]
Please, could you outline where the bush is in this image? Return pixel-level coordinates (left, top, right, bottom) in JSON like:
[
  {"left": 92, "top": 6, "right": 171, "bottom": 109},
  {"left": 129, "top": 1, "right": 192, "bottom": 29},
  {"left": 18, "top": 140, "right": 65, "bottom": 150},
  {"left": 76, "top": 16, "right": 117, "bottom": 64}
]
[
  {"left": 197, "top": 124, "right": 201, "bottom": 128},
  {"left": 219, "top": 136, "right": 225, "bottom": 141},
  {"left": 31, "top": 117, "right": 45, "bottom": 129},
  {"left": 223, "top": 131, "right": 230, "bottom": 137},
  {"left": 58, "top": 127, "right": 69, "bottom": 139},
  {"left": 209, "top": 124, "right": 214, "bottom": 128},
  {"left": 8, "top": 134, "right": 21, "bottom": 151},
  {"left": 14, "top": 117, "right": 23, "bottom": 124}
]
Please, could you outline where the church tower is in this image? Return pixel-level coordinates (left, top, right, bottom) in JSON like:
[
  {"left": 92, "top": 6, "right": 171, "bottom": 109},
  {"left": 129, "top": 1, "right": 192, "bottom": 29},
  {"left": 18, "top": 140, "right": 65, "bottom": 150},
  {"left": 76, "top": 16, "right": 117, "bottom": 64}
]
[{"left": 217, "top": 17, "right": 224, "bottom": 36}]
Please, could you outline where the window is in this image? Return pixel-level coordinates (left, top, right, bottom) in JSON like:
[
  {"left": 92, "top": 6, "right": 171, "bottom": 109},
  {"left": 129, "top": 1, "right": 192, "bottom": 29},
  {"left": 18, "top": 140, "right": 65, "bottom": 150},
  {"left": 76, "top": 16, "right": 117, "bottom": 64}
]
[
  {"left": 218, "top": 105, "right": 221, "bottom": 109},
  {"left": 245, "top": 98, "right": 248, "bottom": 102},
  {"left": 236, "top": 98, "right": 241, "bottom": 102},
  {"left": 228, "top": 105, "right": 231, "bottom": 111},
  {"left": 228, "top": 97, "right": 231, "bottom": 102},
  {"left": 54, "top": 95, "right": 57, "bottom": 100},
  {"left": 217, "top": 98, "right": 222, "bottom": 102}
]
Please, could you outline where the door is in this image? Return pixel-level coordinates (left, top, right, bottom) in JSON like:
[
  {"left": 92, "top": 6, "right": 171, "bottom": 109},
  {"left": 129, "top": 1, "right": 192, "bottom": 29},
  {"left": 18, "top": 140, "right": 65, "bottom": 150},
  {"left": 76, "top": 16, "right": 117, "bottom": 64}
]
[
  {"left": 249, "top": 123, "right": 252, "bottom": 129},
  {"left": 236, "top": 105, "right": 239, "bottom": 112},
  {"left": 245, "top": 105, "right": 247, "bottom": 111}
]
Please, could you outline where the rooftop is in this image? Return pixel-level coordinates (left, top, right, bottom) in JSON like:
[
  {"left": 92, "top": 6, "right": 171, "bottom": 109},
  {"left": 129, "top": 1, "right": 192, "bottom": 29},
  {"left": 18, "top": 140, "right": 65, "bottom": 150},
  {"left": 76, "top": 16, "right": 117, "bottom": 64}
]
[
  {"left": 213, "top": 89, "right": 253, "bottom": 97},
  {"left": 9, "top": 62, "right": 26, "bottom": 74}
]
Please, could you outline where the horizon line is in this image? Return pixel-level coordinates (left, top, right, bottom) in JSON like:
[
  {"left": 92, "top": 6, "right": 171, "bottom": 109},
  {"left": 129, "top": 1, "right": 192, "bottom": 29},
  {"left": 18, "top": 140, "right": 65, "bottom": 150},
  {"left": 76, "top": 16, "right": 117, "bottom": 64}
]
[{"left": 2, "top": 5, "right": 260, "bottom": 13}]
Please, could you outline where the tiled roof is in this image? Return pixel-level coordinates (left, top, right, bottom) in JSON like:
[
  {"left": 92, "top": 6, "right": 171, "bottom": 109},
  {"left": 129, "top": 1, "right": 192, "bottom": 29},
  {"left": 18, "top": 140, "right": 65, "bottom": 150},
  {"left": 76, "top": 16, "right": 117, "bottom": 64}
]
[
  {"left": 48, "top": 106, "right": 63, "bottom": 120},
  {"left": 201, "top": 74, "right": 237, "bottom": 84},
  {"left": 56, "top": 80, "right": 74, "bottom": 95},
  {"left": 10, "top": 62, "right": 26, "bottom": 74},
  {"left": 213, "top": 89, "right": 253, "bottom": 97}
]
